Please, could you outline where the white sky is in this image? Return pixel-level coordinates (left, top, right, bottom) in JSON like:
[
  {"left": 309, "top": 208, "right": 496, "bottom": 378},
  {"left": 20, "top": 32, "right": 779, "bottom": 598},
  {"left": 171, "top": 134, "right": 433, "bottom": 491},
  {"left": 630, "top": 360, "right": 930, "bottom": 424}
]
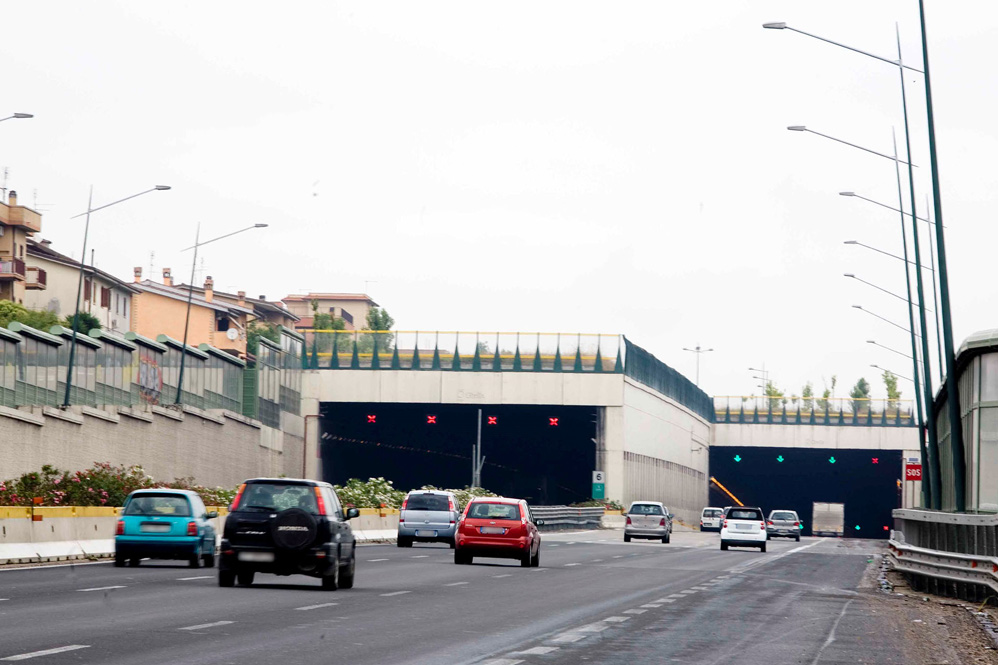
[{"left": 2, "top": 1, "right": 995, "bottom": 402}]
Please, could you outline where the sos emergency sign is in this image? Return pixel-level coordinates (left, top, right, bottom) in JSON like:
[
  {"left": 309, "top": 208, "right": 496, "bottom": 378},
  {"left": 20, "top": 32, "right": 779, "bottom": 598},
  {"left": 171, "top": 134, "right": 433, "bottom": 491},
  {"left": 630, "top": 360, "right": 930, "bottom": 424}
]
[{"left": 905, "top": 464, "right": 923, "bottom": 481}]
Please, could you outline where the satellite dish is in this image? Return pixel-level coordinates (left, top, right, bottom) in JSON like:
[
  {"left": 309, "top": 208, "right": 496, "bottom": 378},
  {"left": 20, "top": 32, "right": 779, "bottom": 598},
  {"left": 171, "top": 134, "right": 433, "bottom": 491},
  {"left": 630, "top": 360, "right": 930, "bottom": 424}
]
[{"left": 226, "top": 328, "right": 239, "bottom": 341}]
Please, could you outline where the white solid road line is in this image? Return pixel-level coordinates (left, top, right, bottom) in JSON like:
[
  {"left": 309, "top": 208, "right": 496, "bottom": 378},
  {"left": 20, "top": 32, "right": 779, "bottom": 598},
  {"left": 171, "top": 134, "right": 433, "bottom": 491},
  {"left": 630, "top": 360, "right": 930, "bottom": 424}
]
[
  {"left": 296, "top": 602, "right": 338, "bottom": 611},
  {"left": 176, "top": 576, "right": 213, "bottom": 581},
  {"left": 368, "top": 558, "right": 389, "bottom": 562},
  {"left": 517, "top": 646, "right": 559, "bottom": 655},
  {"left": 1, "top": 645, "right": 90, "bottom": 661},
  {"left": 77, "top": 585, "right": 125, "bottom": 592},
  {"left": 411, "top": 555, "right": 429, "bottom": 558},
  {"left": 623, "top": 609, "right": 646, "bottom": 614},
  {"left": 445, "top": 581, "right": 469, "bottom": 586},
  {"left": 178, "top": 621, "right": 234, "bottom": 631},
  {"left": 563, "top": 563, "right": 580, "bottom": 567},
  {"left": 641, "top": 604, "right": 662, "bottom": 608},
  {"left": 380, "top": 591, "right": 411, "bottom": 597},
  {"left": 480, "top": 659, "right": 523, "bottom": 665},
  {"left": 492, "top": 574, "right": 512, "bottom": 578}
]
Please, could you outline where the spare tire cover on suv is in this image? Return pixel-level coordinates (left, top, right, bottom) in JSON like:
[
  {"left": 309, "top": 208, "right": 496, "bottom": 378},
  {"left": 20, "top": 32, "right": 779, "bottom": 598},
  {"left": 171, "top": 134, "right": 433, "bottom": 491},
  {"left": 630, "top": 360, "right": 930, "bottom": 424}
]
[{"left": 270, "top": 508, "right": 318, "bottom": 550}]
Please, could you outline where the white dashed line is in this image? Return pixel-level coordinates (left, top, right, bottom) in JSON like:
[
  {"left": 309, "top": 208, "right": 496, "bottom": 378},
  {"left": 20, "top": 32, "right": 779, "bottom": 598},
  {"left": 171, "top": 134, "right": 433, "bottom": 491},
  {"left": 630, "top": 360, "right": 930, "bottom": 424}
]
[
  {"left": 480, "top": 660, "right": 522, "bottom": 665},
  {"left": 296, "top": 602, "right": 338, "bottom": 611},
  {"left": 591, "top": 559, "right": 604, "bottom": 562},
  {"left": 564, "top": 563, "right": 580, "bottom": 567},
  {"left": 1, "top": 645, "right": 91, "bottom": 661},
  {"left": 77, "top": 586, "right": 125, "bottom": 592},
  {"left": 641, "top": 604, "right": 662, "bottom": 608},
  {"left": 668, "top": 593, "right": 685, "bottom": 599},
  {"left": 680, "top": 590, "right": 699, "bottom": 595},
  {"left": 368, "top": 559, "right": 389, "bottom": 562},
  {"left": 381, "top": 591, "right": 411, "bottom": 597},
  {"left": 550, "top": 633, "right": 586, "bottom": 643},
  {"left": 516, "top": 646, "right": 560, "bottom": 655},
  {"left": 661, "top": 599, "right": 676, "bottom": 603},
  {"left": 445, "top": 581, "right": 469, "bottom": 586},
  {"left": 412, "top": 555, "right": 429, "bottom": 558},
  {"left": 603, "top": 616, "right": 630, "bottom": 623},
  {"left": 176, "top": 576, "right": 213, "bottom": 581},
  {"left": 178, "top": 621, "right": 233, "bottom": 631},
  {"left": 612, "top": 555, "right": 624, "bottom": 559},
  {"left": 623, "top": 609, "right": 647, "bottom": 614},
  {"left": 493, "top": 574, "right": 512, "bottom": 578},
  {"left": 576, "top": 623, "right": 610, "bottom": 633}
]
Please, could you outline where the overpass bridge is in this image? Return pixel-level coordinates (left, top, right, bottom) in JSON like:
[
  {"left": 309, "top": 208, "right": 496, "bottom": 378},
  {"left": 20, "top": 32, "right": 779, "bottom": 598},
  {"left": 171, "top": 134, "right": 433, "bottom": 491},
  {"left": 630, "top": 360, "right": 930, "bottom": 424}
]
[{"left": 298, "top": 330, "right": 921, "bottom": 532}]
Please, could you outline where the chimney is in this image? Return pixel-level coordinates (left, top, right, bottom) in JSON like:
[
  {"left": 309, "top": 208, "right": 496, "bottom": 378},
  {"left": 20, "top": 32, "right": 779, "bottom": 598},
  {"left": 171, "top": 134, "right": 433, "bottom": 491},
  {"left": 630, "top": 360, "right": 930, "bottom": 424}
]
[
  {"left": 237, "top": 290, "right": 246, "bottom": 307},
  {"left": 8, "top": 190, "right": 16, "bottom": 206},
  {"left": 134, "top": 266, "right": 142, "bottom": 283},
  {"left": 162, "top": 268, "right": 172, "bottom": 286},
  {"left": 204, "top": 276, "right": 214, "bottom": 303},
  {"left": 258, "top": 294, "right": 266, "bottom": 300},
  {"left": 40, "top": 239, "right": 52, "bottom": 247}
]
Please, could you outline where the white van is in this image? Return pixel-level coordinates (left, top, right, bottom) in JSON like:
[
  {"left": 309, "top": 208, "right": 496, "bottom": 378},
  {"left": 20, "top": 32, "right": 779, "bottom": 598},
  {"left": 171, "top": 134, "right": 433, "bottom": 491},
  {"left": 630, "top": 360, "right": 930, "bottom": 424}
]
[{"left": 700, "top": 506, "right": 724, "bottom": 532}]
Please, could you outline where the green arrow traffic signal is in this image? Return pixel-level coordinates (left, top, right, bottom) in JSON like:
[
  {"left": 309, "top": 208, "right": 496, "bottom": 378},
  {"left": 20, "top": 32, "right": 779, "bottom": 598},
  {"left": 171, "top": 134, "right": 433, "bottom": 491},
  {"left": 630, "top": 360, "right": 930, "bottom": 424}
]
[
  {"left": 855, "top": 525, "right": 861, "bottom": 531},
  {"left": 776, "top": 455, "right": 784, "bottom": 462},
  {"left": 733, "top": 454, "right": 742, "bottom": 462},
  {"left": 829, "top": 456, "right": 837, "bottom": 464}
]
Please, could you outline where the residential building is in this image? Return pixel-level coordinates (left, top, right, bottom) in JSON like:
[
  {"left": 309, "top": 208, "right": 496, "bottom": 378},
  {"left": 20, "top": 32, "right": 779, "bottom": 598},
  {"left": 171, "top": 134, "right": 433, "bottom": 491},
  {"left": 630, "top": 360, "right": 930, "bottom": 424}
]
[
  {"left": 176, "top": 282, "right": 300, "bottom": 330},
  {"left": 282, "top": 292, "right": 378, "bottom": 330},
  {"left": 23, "top": 238, "right": 139, "bottom": 333},
  {"left": 0, "top": 191, "right": 43, "bottom": 305},
  {"left": 131, "top": 268, "right": 254, "bottom": 357}
]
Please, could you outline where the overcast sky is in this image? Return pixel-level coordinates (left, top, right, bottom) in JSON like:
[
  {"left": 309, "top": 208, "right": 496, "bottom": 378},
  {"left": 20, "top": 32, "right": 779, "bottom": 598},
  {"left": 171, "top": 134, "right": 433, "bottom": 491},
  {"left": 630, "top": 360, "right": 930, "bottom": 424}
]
[{"left": 2, "top": 1, "right": 995, "bottom": 402}]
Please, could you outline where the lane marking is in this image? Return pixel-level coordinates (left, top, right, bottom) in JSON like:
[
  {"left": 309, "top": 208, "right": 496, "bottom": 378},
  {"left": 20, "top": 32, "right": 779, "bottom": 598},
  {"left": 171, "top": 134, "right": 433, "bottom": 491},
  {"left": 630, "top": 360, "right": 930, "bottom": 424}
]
[
  {"left": 368, "top": 558, "right": 389, "bottom": 562},
  {"left": 77, "top": 586, "right": 125, "bottom": 592},
  {"left": 679, "top": 590, "right": 698, "bottom": 595},
  {"left": 1, "top": 645, "right": 91, "bottom": 661},
  {"left": 380, "top": 591, "right": 411, "bottom": 597},
  {"left": 177, "top": 576, "right": 213, "bottom": 581},
  {"left": 668, "top": 593, "right": 685, "bottom": 599},
  {"left": 809, "top": 600, "right": 854, "bottom": 665},
  {"left": 296, "top": 602, "right": 338, "bottom": 611},
  {"left": 445, "top": 581, "right": 469, "bottom": 586},
  {"left": 492, "top": 574, "right": 512, "bottom": 578},
  {"left": 641, "top": 604, "right": 662, "bottom": 608},
  {"left": 517, "top": 647, "right": 559, "bottom": 655},
  {"left": 623, "top": 609, "right": 647, "bottom": 614},
  {"left": 530, "top": 569, "right": 548, "bottom": 573},
  {"left": 549, "top": 544, "right": 559, "bottom": 547},
  {"left": 481, "top": 660, "right": 522, "bottom": 665},
  {"left": 612, "top": 555, "right": 623, "bottom": 559},
  {"left": 661, "top": 599, "right": 676, "bottom": 603},
  {"left": 550, "top": 633, "right": 586, "bottom": 643},
  {"left": 563, "top": 563, "right": 580, "bottom": 567},
  {"left": 603, "top": 616, "right": 630, "bottom": 623},
  {"left": 0, "top": 599, "right": 8, "bottom": 602},
  {"left": 178, "top": 621, "right": 233, "bottom": 631},
  {"left": 591, "top": 559, "right": 604, "bottom": 562},
  {"left": 691, "top": 586, "right": 709, "bottom": 590},
  {"left": 576, "top": 623, "right": 609, "bottom": 633},
  {"left": 411, "top": 555, "right": 429, "bottom": 558}
]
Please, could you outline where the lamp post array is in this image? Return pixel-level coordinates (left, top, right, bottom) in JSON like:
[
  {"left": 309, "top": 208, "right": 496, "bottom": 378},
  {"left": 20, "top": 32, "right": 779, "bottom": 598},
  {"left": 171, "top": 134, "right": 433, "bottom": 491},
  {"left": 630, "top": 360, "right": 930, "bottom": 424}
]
[
  {"left": 0, "top": 113, "right": 33, "bottom": 123},
  {"left": 682, "top": 344, "right": 713, "bottom": 387}
]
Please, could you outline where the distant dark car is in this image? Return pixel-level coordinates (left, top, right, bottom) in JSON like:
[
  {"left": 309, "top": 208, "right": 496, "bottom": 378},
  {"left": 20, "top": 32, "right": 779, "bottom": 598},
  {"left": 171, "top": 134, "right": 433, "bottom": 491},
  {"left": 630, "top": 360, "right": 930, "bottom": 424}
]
[
  {"left": 115, "top": 489, "right": 217, "bottom": 568},
  {"left": 219, "top": 478, "right": 359, "bottom": 589},
  {"left": 454, "top": 497, "right": 542, "bottom": 567}
]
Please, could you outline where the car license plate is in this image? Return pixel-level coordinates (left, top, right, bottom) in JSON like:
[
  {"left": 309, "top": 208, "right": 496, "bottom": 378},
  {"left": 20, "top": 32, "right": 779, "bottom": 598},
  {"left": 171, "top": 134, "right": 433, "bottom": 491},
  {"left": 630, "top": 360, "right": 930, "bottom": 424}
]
[
  {"left": 416, "top": 530, "right": 437, "bottom": 537},
  {"left": 735, "top": 524, "right": 752, "bottom": 531},
  {"left": 480, "top": 527, "right": 505, "bottom": 535},
  {"left": 238, "top": 551, "right": 275, "bottom": 563},
  {"left": 140, "top": 523, "right": 170, "bottom": 533}
]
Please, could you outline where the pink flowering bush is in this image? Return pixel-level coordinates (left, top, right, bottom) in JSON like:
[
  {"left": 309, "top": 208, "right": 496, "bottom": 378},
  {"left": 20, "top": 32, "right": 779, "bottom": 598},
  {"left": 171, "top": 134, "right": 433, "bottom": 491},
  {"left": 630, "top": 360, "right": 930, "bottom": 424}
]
[{"left": 0, "top": 463, "right": 237, "bottom": 508}]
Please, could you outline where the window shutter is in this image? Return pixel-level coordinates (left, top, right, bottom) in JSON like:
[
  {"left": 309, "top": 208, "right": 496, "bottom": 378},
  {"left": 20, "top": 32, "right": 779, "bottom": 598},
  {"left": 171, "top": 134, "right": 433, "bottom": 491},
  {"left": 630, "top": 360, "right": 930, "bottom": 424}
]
[{"left": 84, "top": 279, "right": 91, "bottom": 301}]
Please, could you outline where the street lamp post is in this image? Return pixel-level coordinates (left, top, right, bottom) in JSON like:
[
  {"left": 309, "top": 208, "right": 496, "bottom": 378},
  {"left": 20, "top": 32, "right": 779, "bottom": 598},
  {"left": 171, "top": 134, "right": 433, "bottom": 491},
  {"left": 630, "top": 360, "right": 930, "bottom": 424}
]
[
  {"left": 844, "top": 273, "right": 929, "bottom": 310},
  {"left": 62, "top": 185, "right": 171, "bottom": 408},
  {"left": 851, "top": 305, "right": 920, "bottom": 338},
  {"left": 0, "top": 113, "right": 33, "bottom": 123},
  {"left": 682, "top": 344, "right": 713, "bottom": 387},
  {"left": 870, "top": 364, "right": 913, "bottom": 383},
  {"left": 785, "top": 126, "right": 914, "bottom": 165},
  {"left": 173, "top": 223, "right": 268, "bottom": 406},
  {"left": 867, "top": 340, "right": 914, "bottom": 361}
]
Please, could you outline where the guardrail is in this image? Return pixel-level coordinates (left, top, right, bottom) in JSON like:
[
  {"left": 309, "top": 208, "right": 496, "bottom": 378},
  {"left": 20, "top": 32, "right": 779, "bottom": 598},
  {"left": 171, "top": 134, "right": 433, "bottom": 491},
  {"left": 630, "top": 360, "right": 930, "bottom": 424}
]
[
  {"left": 889, "top": 508, "right": 998, "bottom": 601},
  {"left": 531, "top": 506, "right": 606, "bottom": 531}
]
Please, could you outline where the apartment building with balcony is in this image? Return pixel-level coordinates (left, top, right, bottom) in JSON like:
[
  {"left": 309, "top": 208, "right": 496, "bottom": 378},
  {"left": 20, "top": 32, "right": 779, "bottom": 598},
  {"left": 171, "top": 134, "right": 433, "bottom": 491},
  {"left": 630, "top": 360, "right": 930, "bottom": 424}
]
[
  {"left": 176, "top": 281, "right": 300, "bottom": 330},
  {"left": 0, "top": 191, "right": 43, "bottom": 304},
  {"left": 23, "top": 238, "right": 139, "bottom": 333},
  {"left": 131, "top": 268, "right": 255, "bottom": 357},
  {"left": 282, "top": 292, "right": 377, "bottom": 330}
]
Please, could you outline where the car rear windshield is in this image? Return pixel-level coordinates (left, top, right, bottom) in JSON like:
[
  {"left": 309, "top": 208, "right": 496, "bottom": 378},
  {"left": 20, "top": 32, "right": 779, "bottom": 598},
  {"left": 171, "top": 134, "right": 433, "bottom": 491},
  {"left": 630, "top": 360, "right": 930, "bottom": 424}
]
[
  {"left": 629, "top": 504, "right": 664, "bottom": 515},
  {"left": 467, "top": 502, "right": 520, "bottom": 520},
  {"left": 240, "top": 483, "right": 319, "bottom": 514},
  {"left": 406, "top": 494, "right": 450, "bottom": 511},
  {"left": 771, "top": 512, "right": 797, "bottom": 521},
  {"left": 703, "top": 509, "right": 723, "bottom": 518},
  {"left": 728, "top": 509, "right": 763, "bottom": 521},
  {"left": 125, "top": 494, "right": 191, "bottom": 517}
]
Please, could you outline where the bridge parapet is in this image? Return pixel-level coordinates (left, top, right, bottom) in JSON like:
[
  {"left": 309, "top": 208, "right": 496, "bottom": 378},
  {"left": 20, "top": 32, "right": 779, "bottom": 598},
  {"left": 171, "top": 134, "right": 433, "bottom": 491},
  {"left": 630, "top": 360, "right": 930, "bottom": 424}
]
[{"left": 714, "top": 395, "right": 916, "bottom": 427}]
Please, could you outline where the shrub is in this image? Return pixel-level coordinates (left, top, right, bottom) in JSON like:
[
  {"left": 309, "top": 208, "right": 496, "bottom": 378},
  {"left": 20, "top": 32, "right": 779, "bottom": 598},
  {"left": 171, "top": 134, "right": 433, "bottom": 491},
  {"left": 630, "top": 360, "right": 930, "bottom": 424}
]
[
  {"left": 331, "top": 479, "right": 498, "bottom": 510},
  {"left": 570, "top": 498, "right": 623, "bottom": 510}
]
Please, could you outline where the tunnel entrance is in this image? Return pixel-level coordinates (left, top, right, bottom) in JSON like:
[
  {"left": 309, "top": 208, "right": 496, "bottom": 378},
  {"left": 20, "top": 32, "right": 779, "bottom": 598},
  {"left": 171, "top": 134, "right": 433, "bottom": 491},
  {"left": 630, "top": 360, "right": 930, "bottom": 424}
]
[{"left": 320, "top": 403, "right": 597, "bottom": 505}]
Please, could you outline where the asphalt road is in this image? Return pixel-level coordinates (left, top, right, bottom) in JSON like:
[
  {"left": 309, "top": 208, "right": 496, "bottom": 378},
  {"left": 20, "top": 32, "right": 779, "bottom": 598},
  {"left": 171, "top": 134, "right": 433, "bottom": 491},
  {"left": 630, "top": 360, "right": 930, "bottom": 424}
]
[{"left": 0, "top": 529, "right": 901, "bottom": 665}]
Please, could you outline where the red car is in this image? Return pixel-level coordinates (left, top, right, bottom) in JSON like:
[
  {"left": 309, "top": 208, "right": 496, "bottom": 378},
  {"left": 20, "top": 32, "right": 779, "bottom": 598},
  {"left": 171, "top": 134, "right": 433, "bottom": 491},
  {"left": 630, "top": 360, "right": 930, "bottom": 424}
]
[{"left": 454, "top": 497, "right": 542, "bottom": 567}]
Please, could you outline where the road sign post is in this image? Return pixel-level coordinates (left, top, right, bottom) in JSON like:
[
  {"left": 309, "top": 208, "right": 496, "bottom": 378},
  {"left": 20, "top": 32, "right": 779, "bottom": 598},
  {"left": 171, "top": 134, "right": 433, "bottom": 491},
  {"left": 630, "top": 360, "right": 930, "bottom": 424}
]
[{"left": 592, "top": 470, "right": 605, "bottom": 500}]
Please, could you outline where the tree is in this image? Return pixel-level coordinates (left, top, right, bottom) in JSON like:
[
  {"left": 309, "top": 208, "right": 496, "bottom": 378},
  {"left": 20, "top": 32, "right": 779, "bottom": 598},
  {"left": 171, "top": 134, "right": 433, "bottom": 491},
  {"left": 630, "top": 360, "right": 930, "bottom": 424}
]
[
  {"left": 0, "top": 301, "right": 60, "bottom": 330},
  {"left": 883, "top": 370, "right": 902, "bottom": 413},
  {"left": 849, "top": 377, "right": 871, "bottom": 415},
  {"left": 817, "top": 375, "right": 837, "bottom": 412},
  {"left": 246, "top": 320, "right": 280, "bottom": 356},
  {"left": 764, "top": 380, "right": 784, "bottom": 412},
  {"left": 62, "top": 312, "right": 101, "bottom": 333},
  {"left": 358, "top": 307, "right": 395, "bottom": 354},
  {"left": 801, "top": 382, "right": 814, "bottom": 412}
]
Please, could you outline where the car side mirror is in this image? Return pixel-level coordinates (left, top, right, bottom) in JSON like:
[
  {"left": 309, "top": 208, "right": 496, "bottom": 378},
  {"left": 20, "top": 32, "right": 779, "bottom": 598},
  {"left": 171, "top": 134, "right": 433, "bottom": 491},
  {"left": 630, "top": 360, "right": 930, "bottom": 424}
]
[
  {"left": 206, "top": 511, "right": 218, "bottom": 519},
  {"left": 345, "top": 508, "right": 360, "bottom": 519},
  {"left": 668, "top": 513, "right": 675, "bottom": 519},
  {"left": 535, "top": 519, "right": 545, "bottom": 526}
]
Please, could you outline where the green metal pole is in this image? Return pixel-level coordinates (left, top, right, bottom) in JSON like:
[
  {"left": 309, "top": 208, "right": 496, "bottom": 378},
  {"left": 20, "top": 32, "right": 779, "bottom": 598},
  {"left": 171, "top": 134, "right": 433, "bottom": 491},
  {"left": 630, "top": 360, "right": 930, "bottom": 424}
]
[
  {"left": 174, "top": 224, "right": 200, "bottom": 405},
  {"left": 919, "top": 0, "right": 966, "bottom": 511},
  {"left": 891, "top": 129, "right": 932, "bottom": 509},
  {"left": 62, "top": 186, "right": 93, "bottom": 408}
]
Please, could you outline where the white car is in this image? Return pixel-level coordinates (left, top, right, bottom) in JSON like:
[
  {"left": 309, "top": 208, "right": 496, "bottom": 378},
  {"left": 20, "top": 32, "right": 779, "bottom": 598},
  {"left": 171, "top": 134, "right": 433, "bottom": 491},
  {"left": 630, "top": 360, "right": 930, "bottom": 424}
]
[
  {"left": 720, "top": 506, "right": 768, "bottom": 552},
  {"left": 700, "top": 506, "right": 724, "bottom": 532}
]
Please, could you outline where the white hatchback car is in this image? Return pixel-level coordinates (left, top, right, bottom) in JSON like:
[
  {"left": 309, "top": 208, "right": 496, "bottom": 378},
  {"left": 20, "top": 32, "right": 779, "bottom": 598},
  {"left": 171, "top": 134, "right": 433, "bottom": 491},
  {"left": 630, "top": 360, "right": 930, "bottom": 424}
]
[
  {"left": 700, "top": 507, "right": 724, "bottom": 532},
  {"left": 720, "top": 506, "right": 768, "bottom": 552}
]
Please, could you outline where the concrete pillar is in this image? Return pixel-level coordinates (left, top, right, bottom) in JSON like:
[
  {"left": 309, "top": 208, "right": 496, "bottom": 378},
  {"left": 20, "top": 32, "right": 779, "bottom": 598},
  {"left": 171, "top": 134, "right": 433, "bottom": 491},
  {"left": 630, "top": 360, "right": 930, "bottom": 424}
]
[
  {"left": 603, "top": 405, "right": 625, "bottom": 505},
  {"left": 301, "top": 371, "right": 322, "bottom": 481}
]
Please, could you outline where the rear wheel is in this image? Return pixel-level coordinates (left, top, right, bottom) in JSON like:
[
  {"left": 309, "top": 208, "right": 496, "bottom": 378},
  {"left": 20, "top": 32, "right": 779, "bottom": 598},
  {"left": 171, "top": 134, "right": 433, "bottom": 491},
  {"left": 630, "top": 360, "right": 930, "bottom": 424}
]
[
  {"left": 530, "top": 549, "right": 540, "bottom": 568},
  {"left": 448, "top": 539, "right": 456, "bottom": 550},
  {"left": 129, "top": 557, "right": 141, "bottom": 567},
  {"left": 321, "top": 562, "right": 339, "bottom": 591},
  {"left": 202, "top": 552, "right": 216, "bottom": 568},
  {"left": 663, "top": 531, "right": 671, "bottom": 544},
  {"left": 237, "top": 570, "right": 255, "bottom": 586},
  {"left": 397, "top": 537, "right": 412, "bottom": 548},
  {"left": 188, "top": 551, "right": 201, "bottom": 568},
  {"left": 114, "top": 552, "right": 125, "bottom": 568},
  {"left": 219, "top": 570, "right": 235, "bottom": 587},
  {"left": 454, "top": 550, "right": 471, "bottom": 565},
  {"left": 760, "top": 542, "right": 767, "bottom": 553},
  {"left": 623, "top": 534, "right": 631, "bottom": 543},
  {"left": 520, "top": 551, "right": 531, "bottom": 568},
  {"left": 339, "top": 552, "right": 355, "bottom": 589},
  {"left": 720, "top": 542, "right": 728, "bottom": 551},
  {"left": 795, "top": 534, "right": 801, "bottom": 542}
]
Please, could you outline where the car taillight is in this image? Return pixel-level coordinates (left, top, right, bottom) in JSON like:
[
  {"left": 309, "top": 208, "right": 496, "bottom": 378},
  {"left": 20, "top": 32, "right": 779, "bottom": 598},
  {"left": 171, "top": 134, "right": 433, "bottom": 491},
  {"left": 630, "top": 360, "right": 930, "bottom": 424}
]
[
  {"left": 230, "top": 483, "right": 247, "bottom": 511},
  {"left": 401, "top": 497, "right": 408, "bottom": 511},
  {"left": 760, "top": 522, "right": 766, "bottom": 530},
  {"left": 700, "top": 521, "right": 704, "bottom": 526},
  {"left": 625, "top": 516, "right": 632, "bottom": 525},
  {"left": 187, "top": 521, "right": 198, "bottom": 536},
  {"left": 448, "top": 498, "right": 456, "bottom": 512},
  {"left": 723, "top": 520, "right": 728, "bottom": 528},
  {"left": 767, "top": 521, "right": 774, "bottom": 526},
  {"left": 314, "top": 486, "right": 326, "bottom": 514},
  {"left": 794, "top": 521, "right": 800, "bottom": 527},
  {"left": 116, "top": 520, "right": 124, "bottom": 536},
  {"left": 659, "top": 518, "right": 666, "bottom": 527}
]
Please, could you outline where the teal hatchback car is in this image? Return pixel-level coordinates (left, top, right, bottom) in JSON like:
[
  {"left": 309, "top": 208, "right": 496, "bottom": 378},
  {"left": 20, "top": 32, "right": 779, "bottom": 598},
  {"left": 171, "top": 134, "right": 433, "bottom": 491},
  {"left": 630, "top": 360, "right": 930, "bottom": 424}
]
[{"left": 115, "top": 489, "right": 218, "bottom": 568}]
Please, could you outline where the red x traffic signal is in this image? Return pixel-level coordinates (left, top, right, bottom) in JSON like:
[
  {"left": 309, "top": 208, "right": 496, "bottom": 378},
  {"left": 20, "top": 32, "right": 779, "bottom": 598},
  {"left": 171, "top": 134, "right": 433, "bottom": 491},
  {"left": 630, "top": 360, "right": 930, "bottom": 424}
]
[
  {"left": 426, "top": 415, "right": 437, "bottom": 424},
  {"left": 366, "top": 414, "right": 376, "bottom": 424},
  {"left": 487, "top": 416, "right": 498, "bottom": 425},
  {"left": 549, "top": 417, "right": 559, "bottom": 427}
]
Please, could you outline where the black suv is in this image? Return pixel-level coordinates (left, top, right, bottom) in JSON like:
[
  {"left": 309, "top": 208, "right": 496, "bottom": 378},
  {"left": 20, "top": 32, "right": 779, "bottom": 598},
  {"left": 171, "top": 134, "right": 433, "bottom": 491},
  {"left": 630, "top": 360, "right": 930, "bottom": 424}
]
[{"left": 219, "top": 478, "right": 359, "bottom": 590}]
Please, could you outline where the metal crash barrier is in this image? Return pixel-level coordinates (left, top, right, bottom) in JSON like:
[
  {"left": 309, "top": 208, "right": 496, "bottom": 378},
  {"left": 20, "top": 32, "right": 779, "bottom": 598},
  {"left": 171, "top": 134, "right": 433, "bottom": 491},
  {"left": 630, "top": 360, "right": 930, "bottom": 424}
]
[{"left": 531, "top": 506, "right": 607, "bottom": 531}]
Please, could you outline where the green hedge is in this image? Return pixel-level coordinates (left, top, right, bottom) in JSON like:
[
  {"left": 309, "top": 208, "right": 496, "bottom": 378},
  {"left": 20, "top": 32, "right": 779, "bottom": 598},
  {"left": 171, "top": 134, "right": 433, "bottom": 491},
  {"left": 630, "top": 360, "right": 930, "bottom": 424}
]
[{"left": 332, "top": 477, "right": 497, "bottom": 510}]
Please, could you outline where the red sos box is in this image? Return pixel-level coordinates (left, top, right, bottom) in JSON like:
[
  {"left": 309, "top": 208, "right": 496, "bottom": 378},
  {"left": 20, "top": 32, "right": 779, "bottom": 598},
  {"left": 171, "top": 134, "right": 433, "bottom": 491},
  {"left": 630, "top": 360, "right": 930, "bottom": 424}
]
[{"left": 905, "top": 465, "right": 922, "bottom": 481}]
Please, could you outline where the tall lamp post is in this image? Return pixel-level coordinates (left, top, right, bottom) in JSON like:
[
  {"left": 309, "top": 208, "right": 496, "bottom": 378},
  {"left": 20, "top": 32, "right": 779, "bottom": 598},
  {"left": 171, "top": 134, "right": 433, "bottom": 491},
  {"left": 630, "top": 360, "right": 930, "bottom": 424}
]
[
  {"left": 173, "top": 223, "right": 268, "bottom": 406},
  {"left": 62, "top": 185, "right": 171, "bottom": 408},
  {"left": 0, "top": 113, "right": 33, "bottom": 123},
  {"left": 682, "top": 344, "right": 713, "bottom": 387}
]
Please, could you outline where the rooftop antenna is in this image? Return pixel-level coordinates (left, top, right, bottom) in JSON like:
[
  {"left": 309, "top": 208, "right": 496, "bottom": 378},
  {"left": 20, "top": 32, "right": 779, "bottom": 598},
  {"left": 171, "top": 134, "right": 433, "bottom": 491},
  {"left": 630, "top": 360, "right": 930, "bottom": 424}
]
[
  {"left": 149, "top": 251, "right": 155, "bottom": 276},
  {"left": 0, "top": 167, "right": 8, "bottom": 199},
  {"left": 31, "top": 188, "right": 53, "bottom": 212}
]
